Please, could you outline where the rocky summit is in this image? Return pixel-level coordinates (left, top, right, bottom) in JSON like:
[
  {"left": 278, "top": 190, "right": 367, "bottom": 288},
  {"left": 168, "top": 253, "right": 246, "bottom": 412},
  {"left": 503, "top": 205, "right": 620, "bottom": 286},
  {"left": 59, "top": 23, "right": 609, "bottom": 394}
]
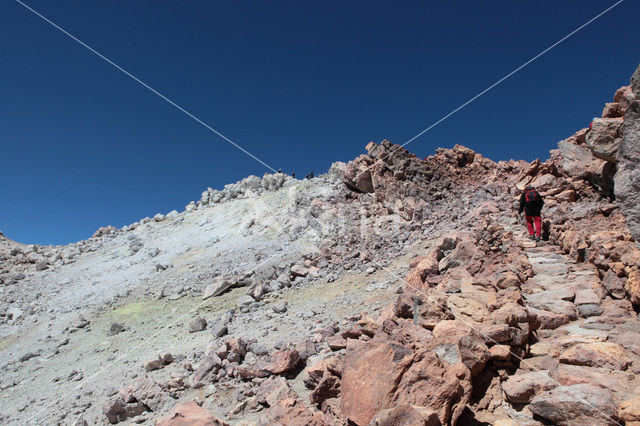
[{"left": 1, "top": 65, "right": 640, "bottom": 425}]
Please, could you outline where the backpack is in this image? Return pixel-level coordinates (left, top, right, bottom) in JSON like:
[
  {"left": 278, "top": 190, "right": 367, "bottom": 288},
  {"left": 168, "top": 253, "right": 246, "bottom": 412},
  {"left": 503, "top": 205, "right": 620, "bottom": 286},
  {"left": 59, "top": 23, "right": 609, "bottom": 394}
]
[{"left": 525, "top": 188, "right": 539, "bottom": 205}]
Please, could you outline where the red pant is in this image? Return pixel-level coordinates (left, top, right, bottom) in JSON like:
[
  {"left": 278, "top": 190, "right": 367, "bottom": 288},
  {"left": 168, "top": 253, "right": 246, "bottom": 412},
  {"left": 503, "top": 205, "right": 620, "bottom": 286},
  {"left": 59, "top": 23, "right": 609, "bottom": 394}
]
[{"left": 526, "top": 215, "right": 542, "bottom": 237}]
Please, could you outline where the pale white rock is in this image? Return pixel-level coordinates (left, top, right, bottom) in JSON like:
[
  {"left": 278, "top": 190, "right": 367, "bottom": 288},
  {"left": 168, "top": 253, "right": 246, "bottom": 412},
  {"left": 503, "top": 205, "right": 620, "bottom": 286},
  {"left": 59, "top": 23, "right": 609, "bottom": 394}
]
[
  {"left": 240, "top": 175, "right": 261, "bottom": 192},
  {"left": 236, "top": 295, "right": 255, "bottom": 307},
  {"left": 328, "top": 161, "right": 348, "bottom": 182}
]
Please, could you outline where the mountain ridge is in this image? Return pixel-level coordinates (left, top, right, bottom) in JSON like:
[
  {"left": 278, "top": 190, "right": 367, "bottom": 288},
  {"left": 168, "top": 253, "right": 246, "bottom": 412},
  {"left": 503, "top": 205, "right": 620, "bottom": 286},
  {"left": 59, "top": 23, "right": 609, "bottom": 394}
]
[{"left": 0, "top": 64, "right": 639, "bottom": 425}]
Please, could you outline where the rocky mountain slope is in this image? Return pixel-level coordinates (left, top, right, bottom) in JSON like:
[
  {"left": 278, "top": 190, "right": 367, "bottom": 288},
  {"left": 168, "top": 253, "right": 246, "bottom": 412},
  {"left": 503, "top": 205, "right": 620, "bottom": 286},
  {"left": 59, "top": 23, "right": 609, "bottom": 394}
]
[{"left": 1, "top": 64, "right": 639, "bottom": 425}]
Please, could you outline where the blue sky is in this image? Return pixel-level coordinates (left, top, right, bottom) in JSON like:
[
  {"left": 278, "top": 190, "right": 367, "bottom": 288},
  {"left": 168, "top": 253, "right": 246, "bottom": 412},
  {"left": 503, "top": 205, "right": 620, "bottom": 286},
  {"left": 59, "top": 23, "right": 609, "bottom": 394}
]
[{"left": 1, "top": 0, "right": 638, "bottom": 245}]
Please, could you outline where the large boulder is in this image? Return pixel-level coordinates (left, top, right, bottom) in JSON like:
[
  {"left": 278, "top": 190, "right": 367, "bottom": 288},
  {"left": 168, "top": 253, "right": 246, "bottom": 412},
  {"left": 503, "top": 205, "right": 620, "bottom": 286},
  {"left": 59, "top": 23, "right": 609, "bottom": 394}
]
[
  {"left": 343, "top": 163, "right": 374, "bottom": 193},
  {"left": 264, "top": 349, "right": 302, "bottom": 375},
  {"left": 529, "top": 384, "right": 619, "bottom": 425},
  {"left": 615, "top": 64, "right": 640, "bottom": 247},
  {"left": 340, "top": 319, "right": 471, "bottom": 425},
  {"left": 557, "top": 133, "right": 615, "bottom": 198},
  {"left": 501, "top": 371, "right": 556, "bottom": 404},
  {"left": 586, "top": 117, "right": 624, "bottom": 162}
]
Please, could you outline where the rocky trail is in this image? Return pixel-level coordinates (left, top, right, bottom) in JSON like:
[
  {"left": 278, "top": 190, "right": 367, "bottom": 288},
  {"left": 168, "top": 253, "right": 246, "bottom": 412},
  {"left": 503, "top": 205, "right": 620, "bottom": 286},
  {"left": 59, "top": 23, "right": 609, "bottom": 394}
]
[
  {"left": 1, "top": 65, "right": 640, "bottom": 425},
  {"left": 497, "top": 220, "right": 640, "bottom": 424}
]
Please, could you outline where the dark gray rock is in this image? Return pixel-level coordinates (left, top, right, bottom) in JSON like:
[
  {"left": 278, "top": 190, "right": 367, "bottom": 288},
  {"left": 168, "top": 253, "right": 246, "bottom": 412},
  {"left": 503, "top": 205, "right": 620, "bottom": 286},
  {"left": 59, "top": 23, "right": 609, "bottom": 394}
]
[
  {"left": 601, "top": 269, "right": 627, "bottom": 299},
  {"left": 577, "top": 304, "right": 603, "bottom": 318},
  {"left": 107, "top": 322, "right": 125, "bottom": 336},
  {"left": 188, "top": 316, "right": 207, "bottom": 333},
  {"left": 615, "top": 64, "right": 640, "bottom": 246}
]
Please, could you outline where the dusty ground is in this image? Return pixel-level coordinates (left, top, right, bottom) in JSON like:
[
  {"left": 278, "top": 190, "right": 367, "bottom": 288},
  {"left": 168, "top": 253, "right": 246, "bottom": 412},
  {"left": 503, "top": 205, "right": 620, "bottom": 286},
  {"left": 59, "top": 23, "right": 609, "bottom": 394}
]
[{"left": 0, "top": 174, "right": 423, "bottom": 425}]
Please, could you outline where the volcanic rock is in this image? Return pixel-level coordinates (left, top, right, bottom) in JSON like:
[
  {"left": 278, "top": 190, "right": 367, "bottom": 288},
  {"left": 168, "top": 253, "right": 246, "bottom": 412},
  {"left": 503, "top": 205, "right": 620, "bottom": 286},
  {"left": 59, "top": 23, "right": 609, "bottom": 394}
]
[
  {"left": 529, "top": 384, "right": 618, "bottom": 425},
  {"left": 156, "top": 401, "right": 228, "bottom": 426}
]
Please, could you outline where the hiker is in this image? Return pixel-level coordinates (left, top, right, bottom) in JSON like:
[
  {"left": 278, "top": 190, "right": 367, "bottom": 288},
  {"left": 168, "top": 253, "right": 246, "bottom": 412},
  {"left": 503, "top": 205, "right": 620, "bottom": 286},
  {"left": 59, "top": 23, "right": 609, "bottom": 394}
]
[
  {"left": 588, "top": 116, "right": 598, "bottom": 132},
  {"left": 291, "top": 172, "right": 295, "bottom": 178},
  {"left": 518, "top": 185, "right": 544, "bottom": 242},
  {"left": 305, "top": 170, "right": 314, "bottom": 179}
]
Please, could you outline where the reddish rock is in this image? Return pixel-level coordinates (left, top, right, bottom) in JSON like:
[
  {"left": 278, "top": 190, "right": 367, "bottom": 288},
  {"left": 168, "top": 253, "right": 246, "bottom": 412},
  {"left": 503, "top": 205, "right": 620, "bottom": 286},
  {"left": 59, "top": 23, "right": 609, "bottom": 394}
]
[
  {"left": 340, "top": 338, "right": 469, "bottom": 425},
  {"left": 294, "top": 340, "right": 317, "bottom": 361},
  {"left": 225, "top": 338, "right": 246, "bottom": 363},
  {"left": 501, "top": 371, "right": 556, "bottom": 404},
  {"left": 526, "top": 307, "right": 570, "bottom": 330},
  {"left": 478, "top": 323, "right": 511, "bottom": 343},
  {"left": 303, "top": 355, "right": 342, "bottom": 389},
  {"left": 494, "top": 270, "right": 521, "bottom": 289},
  {"left": 457, "top": 334, "right": 490, "bottom": 377},
  {"left": 192, "top": 354, "right": 222, "bottom": 387},
  {"left": 369, "top": 404, "right": 440, "bottom": 426},
  {"left": 119, "top": 377, "right": 165, "bottom": 412},
  {"left": 586, "top": 117, "right": 624, "bottom": 162},
  {"left": 602, "top": 102, "right": 624, "bottom": 118},
  {"left": 438, "top": 240, "right": 481, "bottom": 272},
  {"left": 290, "top": 264, "right": 309, "bottom": 277},
  {"left": 409, "top": 249, "right": 442, "bottom": 282},
  {"left": 265, "top": 398, "right": 324, "bottom": 426},
  {"left": 256, "top": 376, "right": 296, "bottom": 407},
  {"left": 264, "top": 349, "right": 302, "bottom": 375},
  {"left": 490, "top": 303, "right": 529, "bottom": 326},
  {"left": 357, "top": 316, "right": 378, "bottom": 337},
  {"left": 343, "top": 165, "right": 374, "bottom": 193},
  {"left": 326, "top": 335, "right": 347, "bottom": 351},
  {"left": 310, "top": 373, "right": 340, "bottom": 407},
  {"left": 488, "top": 345, "right": 511, "bottom": 361},
  {"left": 341, "top": 325, "right": 362, "bottom": 339},
  {"left": 601, "top": 269, "right": 627, "bottom": 299},
  {"left": 235, "top": 364, "right": 269, "bottom": 381},
  {"left": 613, "top": 85, "right": 635, "bottom": 110},
  {"left": 555, "top": 364, "right": 636, "bottom": 394},
  {"left": 625, "top": 268, "right": 640, "bottom": 305},
  {"left": 155, "top": 401, "right": 228, "bottom": 426},
  {"left": 557, "top": 134, "right": 615, "bottom": 198},
  {"left": 446, "top": 294, "right": 489, "bottom": 323},
  {"left": 529, "top": 384, "right": 618, "bottom": 425},
  {"left": 559, "top": 342, "right": 632, "bottom": 371}
]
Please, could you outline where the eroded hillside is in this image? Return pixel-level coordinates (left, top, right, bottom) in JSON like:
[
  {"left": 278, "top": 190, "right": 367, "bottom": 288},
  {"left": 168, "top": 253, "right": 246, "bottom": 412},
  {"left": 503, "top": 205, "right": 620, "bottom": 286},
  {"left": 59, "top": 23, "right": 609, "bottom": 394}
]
[{"left": 1, "top": 64, "right": 639, "bottom": 425}]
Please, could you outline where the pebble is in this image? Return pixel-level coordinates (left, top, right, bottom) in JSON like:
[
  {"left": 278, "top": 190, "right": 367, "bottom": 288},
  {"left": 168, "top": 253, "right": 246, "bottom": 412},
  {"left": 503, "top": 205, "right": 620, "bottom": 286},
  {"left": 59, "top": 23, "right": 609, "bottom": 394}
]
[{"left": 273, "top": 301, "right": 288, "bottom": 314}]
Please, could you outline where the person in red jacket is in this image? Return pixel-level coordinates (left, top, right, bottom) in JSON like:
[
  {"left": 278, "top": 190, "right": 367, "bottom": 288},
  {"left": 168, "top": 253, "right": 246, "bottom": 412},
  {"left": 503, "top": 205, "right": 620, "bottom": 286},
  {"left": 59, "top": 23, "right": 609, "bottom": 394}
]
[{"left": 518, "top": 186, "right": 544, "bottom": 242}]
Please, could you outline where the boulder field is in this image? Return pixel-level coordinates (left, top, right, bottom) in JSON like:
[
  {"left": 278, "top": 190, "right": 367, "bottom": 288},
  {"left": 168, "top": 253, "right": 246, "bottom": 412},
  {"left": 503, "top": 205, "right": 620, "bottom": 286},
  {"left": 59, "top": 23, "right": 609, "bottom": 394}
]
[{"left": 1, "top": 65, "right": 639, "bottom": 425}]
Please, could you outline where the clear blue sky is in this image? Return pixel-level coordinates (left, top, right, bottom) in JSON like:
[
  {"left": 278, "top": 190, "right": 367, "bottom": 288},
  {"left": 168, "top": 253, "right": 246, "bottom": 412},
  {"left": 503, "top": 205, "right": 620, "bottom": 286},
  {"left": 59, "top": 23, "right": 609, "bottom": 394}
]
[{"left": 1, "top": 1, "right": 638, "bottom": 245}]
